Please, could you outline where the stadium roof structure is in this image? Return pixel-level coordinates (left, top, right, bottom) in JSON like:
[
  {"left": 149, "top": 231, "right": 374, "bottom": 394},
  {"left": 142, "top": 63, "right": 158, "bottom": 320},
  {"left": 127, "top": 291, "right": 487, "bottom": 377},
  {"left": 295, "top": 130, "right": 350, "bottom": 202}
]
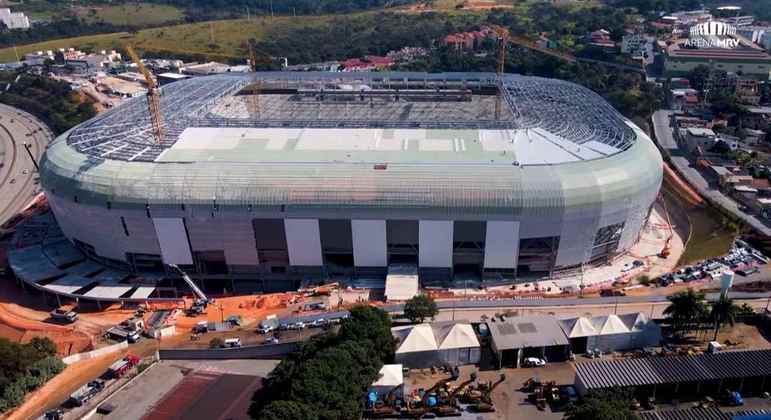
[
  {"left": 61, "top": 72, "right": 635, "bottom": 164},
  {"left": 41, "top": 72, "right": 662, "bottom": 212}
]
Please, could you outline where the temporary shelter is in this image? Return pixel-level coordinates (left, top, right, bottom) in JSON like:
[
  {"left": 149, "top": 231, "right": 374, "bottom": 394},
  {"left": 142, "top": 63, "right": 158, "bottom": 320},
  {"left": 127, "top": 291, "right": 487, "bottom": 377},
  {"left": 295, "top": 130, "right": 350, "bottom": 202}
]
[
  {"left": 560, "top": 312, "right": 661, "bottom": 353},
  {"left": 392, "top": 321, "right": 480, "bottom": 368},
  {"left": 369, "top": 364, "right": 404, "bottom": 398}
]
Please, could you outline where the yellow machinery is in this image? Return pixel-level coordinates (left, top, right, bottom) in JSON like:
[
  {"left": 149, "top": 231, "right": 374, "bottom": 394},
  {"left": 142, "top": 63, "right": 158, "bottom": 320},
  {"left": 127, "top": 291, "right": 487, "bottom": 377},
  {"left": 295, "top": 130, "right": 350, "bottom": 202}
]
[{"left": 124, "top": 45, "right": 163, "bottom": 144}]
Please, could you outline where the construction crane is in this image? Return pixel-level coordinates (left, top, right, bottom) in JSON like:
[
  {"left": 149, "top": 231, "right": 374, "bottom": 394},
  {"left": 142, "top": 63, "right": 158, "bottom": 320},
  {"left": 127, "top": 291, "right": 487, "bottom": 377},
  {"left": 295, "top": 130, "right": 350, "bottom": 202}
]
[
  {"left": 493, "top": 26, "right": 509, "bottom": 120},
  {"left": 246, "top": 39, "right": 262, "bottom": 117},
  {"left": 169, "top": 264, "right": 211, "bottom": 314},
  {"left": 125, "top": 45, "right": 163, "bottom": 144},
  {"left": 658, "top": 193, "right": 675, "bottom": 258}
]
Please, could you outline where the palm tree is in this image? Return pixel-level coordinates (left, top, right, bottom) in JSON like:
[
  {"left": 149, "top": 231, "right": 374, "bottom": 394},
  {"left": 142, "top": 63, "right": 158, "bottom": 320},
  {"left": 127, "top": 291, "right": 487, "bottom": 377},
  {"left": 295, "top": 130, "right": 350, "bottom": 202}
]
[
  {"left": 664, "top": 289, "right": 707, "bottom": 337},
  {"left": 710, "top": 294, "right": 739, "bottom": 342}
]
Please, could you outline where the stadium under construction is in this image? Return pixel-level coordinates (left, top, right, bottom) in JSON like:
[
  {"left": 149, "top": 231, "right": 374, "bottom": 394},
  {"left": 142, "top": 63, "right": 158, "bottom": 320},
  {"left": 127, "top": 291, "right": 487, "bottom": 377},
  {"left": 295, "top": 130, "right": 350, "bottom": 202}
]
[{"left": 10, "top": 72, "right": 663, "bottom": 300}]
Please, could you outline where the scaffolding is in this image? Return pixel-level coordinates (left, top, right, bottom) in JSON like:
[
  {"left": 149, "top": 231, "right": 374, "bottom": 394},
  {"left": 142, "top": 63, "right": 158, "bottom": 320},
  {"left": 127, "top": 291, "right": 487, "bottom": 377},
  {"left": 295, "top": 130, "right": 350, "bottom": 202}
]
[{"left": 64, "top": 72, "right": 636, "bottom": 163}]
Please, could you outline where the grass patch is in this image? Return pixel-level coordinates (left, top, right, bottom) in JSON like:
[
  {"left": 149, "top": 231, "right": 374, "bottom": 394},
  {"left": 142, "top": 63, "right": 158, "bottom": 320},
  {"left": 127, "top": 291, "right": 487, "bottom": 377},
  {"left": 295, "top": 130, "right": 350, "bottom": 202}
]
[
  {"left": 0, "top": 15, "right": 345, "bottom": 63},
  {"left": 75, "top": 4, "right": 184, "bottom": 27}
]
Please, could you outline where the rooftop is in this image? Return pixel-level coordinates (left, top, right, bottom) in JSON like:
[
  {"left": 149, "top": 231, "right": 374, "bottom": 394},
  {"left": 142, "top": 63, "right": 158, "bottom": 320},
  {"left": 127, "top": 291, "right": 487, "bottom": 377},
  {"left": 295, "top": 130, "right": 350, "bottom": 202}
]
[
  {"left": 575, "top": 349, "right": 771, "bottom": 391},
  {"left": 62, "top": 72, "right": 637, "bottom": 165},
  {"left": 487, "top": 315, "right": 569, "bottom": 350}
]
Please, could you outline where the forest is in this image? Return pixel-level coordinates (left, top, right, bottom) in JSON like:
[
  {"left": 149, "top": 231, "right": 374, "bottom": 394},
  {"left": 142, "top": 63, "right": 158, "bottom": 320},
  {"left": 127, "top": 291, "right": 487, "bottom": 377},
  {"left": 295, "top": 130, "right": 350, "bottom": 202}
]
[{"left": 0, "top": 337, "right": 64, "bottom": 413}]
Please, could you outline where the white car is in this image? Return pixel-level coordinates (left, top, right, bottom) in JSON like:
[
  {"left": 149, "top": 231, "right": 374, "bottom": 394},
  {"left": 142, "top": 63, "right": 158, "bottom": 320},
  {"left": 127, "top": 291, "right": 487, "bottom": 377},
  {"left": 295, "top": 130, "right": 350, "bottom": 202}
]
[{"left": 523, "top": 357, "right": 546, "bottom": 367}]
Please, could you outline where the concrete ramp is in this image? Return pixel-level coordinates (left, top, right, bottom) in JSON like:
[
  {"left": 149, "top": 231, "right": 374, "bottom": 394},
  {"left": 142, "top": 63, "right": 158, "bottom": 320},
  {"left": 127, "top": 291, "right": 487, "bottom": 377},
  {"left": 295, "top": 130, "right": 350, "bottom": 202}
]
[{"left": 385, "top": 265, "right": 419, "bottom": 301}]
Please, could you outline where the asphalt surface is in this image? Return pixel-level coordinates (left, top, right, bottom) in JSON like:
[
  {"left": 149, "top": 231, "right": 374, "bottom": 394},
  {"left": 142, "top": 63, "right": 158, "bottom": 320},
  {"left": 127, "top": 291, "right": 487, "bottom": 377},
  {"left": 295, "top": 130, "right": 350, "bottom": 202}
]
[
  {"left": 651, "top": 110, "right": 771, "bottom": 236},
  {"left": 0, "top": 103, "right": 52, "bottom": 227}
]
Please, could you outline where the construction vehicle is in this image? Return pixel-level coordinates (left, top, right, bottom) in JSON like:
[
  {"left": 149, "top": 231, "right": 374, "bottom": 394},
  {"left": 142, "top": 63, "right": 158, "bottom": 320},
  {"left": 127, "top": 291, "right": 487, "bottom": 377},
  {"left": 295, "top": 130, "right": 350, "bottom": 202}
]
[
  {"left": 469, "top": 373, "right": 506, "bottom": 412},
  {"left": 107, "top": 355, "right": 140, "bottom": 378},
  {"left": 67, "top": 380, "right": 104, "bottom": 407},
  {"left": 49, "top": 308, "right": 78, "bottom": 323},
  {"left": 106, "top": 326, "right": 141, "bottom": 343},
  {"left": 658, "top": 193, "right": 674, "bottom": 258},
  {"left": 169, "top": 264, "right": 211, "bottom": 315},
  {"left": 405, "top": 368, "right": 460, "bottom": 419},
  {"left": 124, "top": 45, "right": 163, "bottom": 144},
  {"left": 431, "top": 372, "right": 477, "bottom": 417}
]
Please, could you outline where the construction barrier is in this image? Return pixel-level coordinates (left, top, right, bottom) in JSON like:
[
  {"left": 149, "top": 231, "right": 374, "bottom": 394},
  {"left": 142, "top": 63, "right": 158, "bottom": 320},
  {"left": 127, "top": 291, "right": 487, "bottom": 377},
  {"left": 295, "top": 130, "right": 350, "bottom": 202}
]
[
  {"left": 158, "top": 342, "right": 300, "bottom": 360},
  {"left": 62, "top": 341, "right": 128, "bottom": 365}
]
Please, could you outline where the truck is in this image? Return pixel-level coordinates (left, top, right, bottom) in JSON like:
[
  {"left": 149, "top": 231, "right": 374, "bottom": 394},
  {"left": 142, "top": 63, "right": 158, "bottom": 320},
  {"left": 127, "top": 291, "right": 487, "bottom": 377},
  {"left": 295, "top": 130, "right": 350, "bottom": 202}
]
[
  {"left": 257, "top": 315, "right": 279, "bottom": 334},
  {"left": 50, "top": 308, "right": 78, "bottom": 323},
  {"left": 106, "top": 327, "right": 141, "bottom": 343},
  {"left": 107, "top": 355, "right": 140, "bottom": 378},
  {"left": 67, "top": 380, "right": 104, "bottom": 407}
]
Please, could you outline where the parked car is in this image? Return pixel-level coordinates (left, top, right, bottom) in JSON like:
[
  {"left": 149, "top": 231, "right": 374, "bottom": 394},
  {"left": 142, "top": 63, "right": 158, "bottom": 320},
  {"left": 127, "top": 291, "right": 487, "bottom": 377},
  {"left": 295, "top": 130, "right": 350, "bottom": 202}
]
[
  {"left": 737, "top": 267, "right": 759, "bottom": 276},
  {"left": 222, "top": 338, "right": 242, "bottom": 348},
  {"left": 264, "top": 337, "right": 279, "bottom": 345},
  {"left": 600, "top": 289, "right": 626, "bottom": 297},
  {"left": 523, "top": 357, "right": 546, "bottom": 367}
]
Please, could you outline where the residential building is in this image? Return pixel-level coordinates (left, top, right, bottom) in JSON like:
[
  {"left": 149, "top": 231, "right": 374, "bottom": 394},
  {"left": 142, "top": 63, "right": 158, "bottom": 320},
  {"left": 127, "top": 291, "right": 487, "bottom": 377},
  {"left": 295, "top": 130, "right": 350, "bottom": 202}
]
[{"left": 0, "top": 8, "right": 29, "bottom": 30}]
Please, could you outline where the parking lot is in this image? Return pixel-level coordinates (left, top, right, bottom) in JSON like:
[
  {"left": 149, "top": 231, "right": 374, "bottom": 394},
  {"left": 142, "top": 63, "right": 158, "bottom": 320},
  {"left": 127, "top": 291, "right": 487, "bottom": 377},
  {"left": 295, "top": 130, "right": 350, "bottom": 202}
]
[
  {"left": 90, "top": 359, "right": 279, "bottom": 420},
  {"left": 656, "top": 239, "right": 767, "bottom": 287}
]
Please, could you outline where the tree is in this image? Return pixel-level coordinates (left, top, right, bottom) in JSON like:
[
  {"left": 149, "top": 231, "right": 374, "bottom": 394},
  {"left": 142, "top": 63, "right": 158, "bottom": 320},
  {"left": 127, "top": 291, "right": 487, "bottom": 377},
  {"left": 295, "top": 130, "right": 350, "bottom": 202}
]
[
  {"left": 565, "top": 388, "right": 637, "bottom": 420},
  {"left": 404, "top": 294, "right": 438, "bottom": 323},
  {"left": 209, "top": 337, "right": 224, "bottom": 348},
  {"left": 250, "top": 306, "right": 395, "bottom": 420},
  {"left": 664, "top": 289, "right": 707, "bottom": 337},
  {"left": 687, "top": 64, "right": 712, "bottom": 92},
  {"left": 710, "top": 294, "right": 739, "bottom": 342},
  {"left": 259, "top": 401, "right": 317, "bottom": 420}
]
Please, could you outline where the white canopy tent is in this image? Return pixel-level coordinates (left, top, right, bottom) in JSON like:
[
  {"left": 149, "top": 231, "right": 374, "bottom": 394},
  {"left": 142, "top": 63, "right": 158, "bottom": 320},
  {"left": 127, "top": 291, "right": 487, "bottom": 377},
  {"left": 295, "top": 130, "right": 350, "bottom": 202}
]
[
  {"left": 560, "top": 313, "right": 661, "bottom": 353},
  {"left": 369, "top": 364, "right": 404, "bottom": 398},
  {"left": 393, "top": 321, "right": 481, "bottom": 368}
]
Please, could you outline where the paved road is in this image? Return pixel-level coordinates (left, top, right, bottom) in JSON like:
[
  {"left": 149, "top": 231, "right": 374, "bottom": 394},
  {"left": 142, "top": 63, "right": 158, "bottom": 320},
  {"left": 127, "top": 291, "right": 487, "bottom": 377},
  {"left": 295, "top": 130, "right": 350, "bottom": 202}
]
[
  {"left": 651, "top": 110, "right": 771, "bottom": 236},
  {"left": 0, "top": 103, "right": 52, "bottom": 227}
]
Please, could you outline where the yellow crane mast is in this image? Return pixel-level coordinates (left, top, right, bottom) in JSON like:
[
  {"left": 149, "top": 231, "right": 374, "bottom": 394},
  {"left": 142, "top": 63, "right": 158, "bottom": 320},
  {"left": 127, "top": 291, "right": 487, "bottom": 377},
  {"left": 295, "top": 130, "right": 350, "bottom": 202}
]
[
  {"left": 125, "top": 45, "right": 163, "bottom": 144},
  {"left": 246, "top": 40, "right": 262, "bottom": 117},
  {"left": 493, "top": 26, "right": 509, "bottom": 120}
]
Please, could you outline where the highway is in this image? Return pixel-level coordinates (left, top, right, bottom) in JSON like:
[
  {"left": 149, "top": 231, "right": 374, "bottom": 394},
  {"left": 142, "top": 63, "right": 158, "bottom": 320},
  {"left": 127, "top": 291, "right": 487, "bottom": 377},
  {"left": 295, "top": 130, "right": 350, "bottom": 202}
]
[{"left": 0, "top": 103, "right": 52, "bottom": 228}]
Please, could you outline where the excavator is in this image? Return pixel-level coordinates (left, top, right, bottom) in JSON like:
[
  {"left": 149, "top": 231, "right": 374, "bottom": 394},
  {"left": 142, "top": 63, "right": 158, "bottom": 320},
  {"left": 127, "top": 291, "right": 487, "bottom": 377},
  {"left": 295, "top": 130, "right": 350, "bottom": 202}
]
[
  {"left": 431, "top": 372, "right": 478, "bottom": 417},
  {"left": 405, "top": 368, "right": 460, "bottom": 419},
  {"left": 469, "top": 373, "right": 506, "bottom": 413}
]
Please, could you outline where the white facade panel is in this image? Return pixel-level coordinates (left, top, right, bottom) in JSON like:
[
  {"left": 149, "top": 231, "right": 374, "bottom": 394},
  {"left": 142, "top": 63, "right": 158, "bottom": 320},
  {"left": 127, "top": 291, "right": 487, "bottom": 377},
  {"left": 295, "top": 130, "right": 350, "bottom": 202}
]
[
  {"left": 284, "top": 219, "right": 323, "bottom": 266},
  {"left": 419, "top": 220, "right": 453, "bottom": 268},
  {"left": 352, "top": 220, "right": 387, "bottom": 267},
  {"left": 483, "top": 221, "right": 520, "bottom": 269},
  {"left": 152, "top": 217, "right": 193, "bottom": 265}
]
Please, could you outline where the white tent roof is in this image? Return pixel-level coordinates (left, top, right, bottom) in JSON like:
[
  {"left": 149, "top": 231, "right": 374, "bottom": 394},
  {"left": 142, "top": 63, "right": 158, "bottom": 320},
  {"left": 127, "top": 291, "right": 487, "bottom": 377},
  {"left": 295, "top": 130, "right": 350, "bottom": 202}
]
[
  {"left": 593, "top": 315, "right": 631, "bottom": 335},
  {"left": 621, "top": 312, "right": 649, "bottom": 332},
  {"left": 562, "top": 317, "right": 598, "bottom": 338},
  {"left": 372, "top": 364, "right": 404, "bottom": 387},
  {"left": 438, "top": 324, "right": 480, "bottom": 350},
  {"left": 395, "top": 324, "right": 438, "bottom": 353}
]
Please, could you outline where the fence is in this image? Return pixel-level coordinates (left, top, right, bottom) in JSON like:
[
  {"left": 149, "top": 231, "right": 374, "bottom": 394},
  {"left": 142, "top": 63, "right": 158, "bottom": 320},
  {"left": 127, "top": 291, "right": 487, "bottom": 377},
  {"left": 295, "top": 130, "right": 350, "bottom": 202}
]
[
  {"left": 62, "top": 341, "right": 129, "bottom": 365},
  {"left": 158, "top": 342, "right": 299, "bottom": 360}
]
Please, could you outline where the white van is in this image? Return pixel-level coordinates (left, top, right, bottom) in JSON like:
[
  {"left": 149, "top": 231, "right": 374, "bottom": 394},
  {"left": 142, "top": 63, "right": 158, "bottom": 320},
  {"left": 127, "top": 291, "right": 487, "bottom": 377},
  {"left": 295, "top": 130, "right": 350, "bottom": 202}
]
[{"left": 223, "top": 338, "right": 242, "bottom": 348}]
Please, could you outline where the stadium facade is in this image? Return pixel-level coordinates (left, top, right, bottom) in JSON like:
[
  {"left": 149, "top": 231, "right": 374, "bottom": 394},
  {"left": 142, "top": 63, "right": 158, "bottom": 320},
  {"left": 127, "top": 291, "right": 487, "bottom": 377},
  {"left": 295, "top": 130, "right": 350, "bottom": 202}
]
[{"left": 39, "top": 72, "right": 663, "bottom": 290}]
